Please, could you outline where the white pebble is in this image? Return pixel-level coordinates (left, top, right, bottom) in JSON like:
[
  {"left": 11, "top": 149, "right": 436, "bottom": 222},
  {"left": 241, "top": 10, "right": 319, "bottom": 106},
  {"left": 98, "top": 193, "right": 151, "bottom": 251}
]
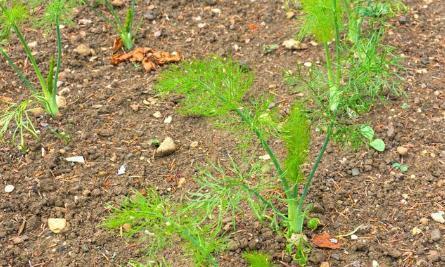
[
  {"left": 153, "top": 111, "right": 162, "bottom": 118},
  {"left": 4, "top": 185, "right": 14, "bottom": 193},
  {"left": 431, "top": 211, "right": 445, "bottom": 223},
  {"left": 164, "top": 116, "right": 173, "bottom": 124}
]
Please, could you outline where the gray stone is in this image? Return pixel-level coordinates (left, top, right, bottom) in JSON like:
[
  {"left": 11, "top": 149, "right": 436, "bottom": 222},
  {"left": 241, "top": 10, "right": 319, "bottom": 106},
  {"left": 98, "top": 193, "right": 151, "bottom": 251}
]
[
  {"left": 430, "top": 229, "right": 441, "bottom": 242},
  {"left": 351, "top": 168, "right": 361, "bottom": 176},
  {"left": 144, "top": 11, "right": 158, "bottom": 21}
]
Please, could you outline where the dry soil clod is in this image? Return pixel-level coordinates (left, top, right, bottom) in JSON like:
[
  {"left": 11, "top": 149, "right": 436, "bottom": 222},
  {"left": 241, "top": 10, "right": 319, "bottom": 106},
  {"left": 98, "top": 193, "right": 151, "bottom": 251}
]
[{"left": 155, "top": 137, "right": 177, "bottom": 157}]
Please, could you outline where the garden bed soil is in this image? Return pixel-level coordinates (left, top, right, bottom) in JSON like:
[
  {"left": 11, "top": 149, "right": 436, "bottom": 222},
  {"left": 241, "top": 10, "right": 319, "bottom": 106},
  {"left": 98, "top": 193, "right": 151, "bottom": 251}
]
[{"left": 1, "top": 0, "right": 444, "bottom": 266}]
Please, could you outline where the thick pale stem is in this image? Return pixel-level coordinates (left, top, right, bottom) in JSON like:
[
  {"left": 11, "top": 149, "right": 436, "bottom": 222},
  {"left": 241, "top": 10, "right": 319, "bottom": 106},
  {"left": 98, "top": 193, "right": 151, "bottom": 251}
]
[
  {"left": 294, "top": 120, "right": 334, "bottom": 233},
  {"left": 287, "top": 197, "right": 298, "bottom": 233},
  {"left": 46, "top": 16, "right": 62, "bottom": 117}
]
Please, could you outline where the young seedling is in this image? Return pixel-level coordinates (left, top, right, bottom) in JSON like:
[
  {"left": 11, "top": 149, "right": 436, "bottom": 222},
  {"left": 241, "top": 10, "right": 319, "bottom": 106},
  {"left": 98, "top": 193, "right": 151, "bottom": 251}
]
[
  {"left": 307, "top": 217, "right": 320, "bottom": 231},
  {"left": 359, "top": 125, "right": 385, "bottom": 152},
  {"left": 0, "top": 0, "right": 70, "bottom": 150},
  {"left": 99, "top": 0, "right": 137, "bottom": 51},
  {"left": 392, "top": 162, "right": 408, "bottom": 173}
]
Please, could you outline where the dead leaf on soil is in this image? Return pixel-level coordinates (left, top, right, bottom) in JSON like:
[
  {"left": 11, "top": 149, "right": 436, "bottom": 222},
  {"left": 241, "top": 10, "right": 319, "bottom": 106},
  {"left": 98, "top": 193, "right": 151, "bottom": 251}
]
[
  {"left": 312, "top": 232, "right": 341, "bottom": 249},
  {"left": 111, "top": 47, "right": 181, "bottom": 72},
  {"left": 247, "top": 23, "right": 259, "bottom": 32},
  {"left": 112, "top": 37, "right": 123, "bottom": 53}
]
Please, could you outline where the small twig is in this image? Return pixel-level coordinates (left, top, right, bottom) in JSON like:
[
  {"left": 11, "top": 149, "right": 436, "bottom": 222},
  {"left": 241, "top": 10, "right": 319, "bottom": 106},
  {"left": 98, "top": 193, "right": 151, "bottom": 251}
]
[{"left": 336, "top": 224, "right": 366, "bottom": 238}]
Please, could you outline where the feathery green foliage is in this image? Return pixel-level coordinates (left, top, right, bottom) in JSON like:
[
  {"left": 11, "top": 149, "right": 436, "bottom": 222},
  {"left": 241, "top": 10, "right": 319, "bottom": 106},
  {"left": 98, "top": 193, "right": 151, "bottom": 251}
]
[
  {"left": 0, "top": 1, "right": 27, "bottom": 41},
  {"left": 243, "top": 251, "right": 274, "bottom": 267},
  {"left": 282, "top": 104, "right": 310, "bottom": 183},
  {"left": 0, "top": 100, "right": 38, "bottom": 151},
  {"left": 39, "top": 0, "right": 83, "bottom": 28},
  {"left": 103, "top": 189, "right": 226, "bottom": 266},
  {"left": 299, "top": 0, "right": 344, "bottom": 43},
  {"left": 104, "top": 160, "right": 275, "bottom": 265},
  {"left": 186, "top": 160, "right": 272, "bottom": 228},
  {"left": 287, "top": 0, "right": 402, "bottom": 149},
  {"left": 155, "top": 57, "right": 254, "bottom": 116}
]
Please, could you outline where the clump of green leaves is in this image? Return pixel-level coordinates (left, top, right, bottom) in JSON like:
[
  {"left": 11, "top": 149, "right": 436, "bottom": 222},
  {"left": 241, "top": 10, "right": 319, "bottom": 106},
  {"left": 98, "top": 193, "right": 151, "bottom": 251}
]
[
  {"left": 185, "top": 160, "right": 272, "bottom": 231},
  {"left": 155, "top": 57, "right": 254, "bottom": 116},
  {"left": 359, "top": 125, "right": 385, "bottom": 152},
  {"left": 0, "top": 0, "right": 77, "bottom": 150},
  {"left": 307, "top": 218, "right": 320, "bottom": 231},
  {"left": 98, "top": 0, "right": 137, "bottom": 51},
  {"left": 287, "top": 0, "right": 403, "bottom": 148},
  {"left": 103, "top": 189, "right": 225, "bottom": 266},
  {"left": 243, "top": 251, "right": 274, "bottom": 267},
  {"left": 392, "top": 162, "right": 408, "bottom": 173}
]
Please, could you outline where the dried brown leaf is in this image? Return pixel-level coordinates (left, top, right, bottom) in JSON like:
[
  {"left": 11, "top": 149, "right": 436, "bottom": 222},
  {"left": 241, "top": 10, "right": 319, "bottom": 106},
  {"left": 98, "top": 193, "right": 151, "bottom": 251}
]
[
  {"left": 110, "top": 47, "right": 181, "bottom": 71},
  {"left": 142, "top": 58, "right": 157, "bottom": 72},
  {"left": 312, "top": 232, "right": 341, "bottom": 249},
  {"left": 112, "top": 38, "right": 123, "bottom": 53}
]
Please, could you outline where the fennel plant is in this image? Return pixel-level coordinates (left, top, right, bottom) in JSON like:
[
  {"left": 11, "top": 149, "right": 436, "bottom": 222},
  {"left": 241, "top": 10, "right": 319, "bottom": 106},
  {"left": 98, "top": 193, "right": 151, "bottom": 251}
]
[
  {"left": 0, "top": 0, "right": 75, "bottom": 150},
  {"left": 100, "top": 0, "right": 137, "bottom": 51}
]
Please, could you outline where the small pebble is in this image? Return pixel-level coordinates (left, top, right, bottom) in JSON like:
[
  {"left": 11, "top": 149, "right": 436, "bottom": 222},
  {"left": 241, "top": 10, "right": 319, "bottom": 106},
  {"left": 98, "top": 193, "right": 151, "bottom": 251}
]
[
  {"left": 111, "top": 0, "right": 124, "bottom": 7},
  {"left": 190, "top": 141, "right": 199, "bottom": 148},
  {"left": 420, "top": 217, "right": 429, "bottom": 225},
  {"left": 282, "top": 39, "right": 308, "bottom": 50},
  {"left": 286, "top": 11, "right": 296, "bottom": 19},
  {"left": 431, "top": 211, "right": 445, "bottom": 223},
  {"left": 397, "top": 146, "right": 408, "bottom": 156},
  {"left": 430, "top": 229, "right": 441, "bottom": 241},
  {"left": 144, "top": 11, "right": 157, "bottom": 21},
  {"left": 164, "top": 116, "right": 172, "bottom": 124},
  {"left": 427, "top": 250, "right": 440, "bottom": 262},
  {"left": 4, "top": 185, "right": 14, "bottom": 193},
  {"left": 351, "top": 168, "right": 360, "bottom": 176},
  {"left": 48, "top": 218, "right": 67, "bottom": 233},
  {"left": 74, "top": 44, "right": 94, "bottom": 57},
  {"left": 153, "top": 111, "right": 162, "bottom": 118},
  {"left": 259, "top": 154, "right": 271, "bottom": 160}
]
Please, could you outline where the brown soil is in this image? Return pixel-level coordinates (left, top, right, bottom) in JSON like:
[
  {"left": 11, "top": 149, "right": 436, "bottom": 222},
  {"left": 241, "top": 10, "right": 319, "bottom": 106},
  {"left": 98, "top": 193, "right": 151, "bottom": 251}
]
[{"left": 1, "top": 0, "right": 444, "bottom": 266}]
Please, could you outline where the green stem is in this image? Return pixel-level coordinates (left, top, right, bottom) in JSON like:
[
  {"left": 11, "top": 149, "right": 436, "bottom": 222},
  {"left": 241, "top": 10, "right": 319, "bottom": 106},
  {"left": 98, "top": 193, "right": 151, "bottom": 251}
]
[
  {"left": 324, "top": 43, "right": 334, "bottom": 88},
  {"left": 287, "top": 197, "right": 298, "bottom": 233},
  {"left": 0, "top": 48, "right": 37, "bottom": 94},
  {"left": 294, "top": 120, "right": 334, "bottom": 232},
  {"left": 53, "top": 15, "right": 62, "bottom": 96},
  {"left": 46, "top": 15, "right": 62, "bottom": 117},
  {"left": 240, "top": 183, "right": 286, "bottom": 220},
  {"left": 234, "top": 108, "right": 291, "bottom": 197},
  {"left": 332, "top": 0, "right": 341, "bottom": 86},
  {"left": 12, "top": 24, "right": 46, "bottom": 91}
]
